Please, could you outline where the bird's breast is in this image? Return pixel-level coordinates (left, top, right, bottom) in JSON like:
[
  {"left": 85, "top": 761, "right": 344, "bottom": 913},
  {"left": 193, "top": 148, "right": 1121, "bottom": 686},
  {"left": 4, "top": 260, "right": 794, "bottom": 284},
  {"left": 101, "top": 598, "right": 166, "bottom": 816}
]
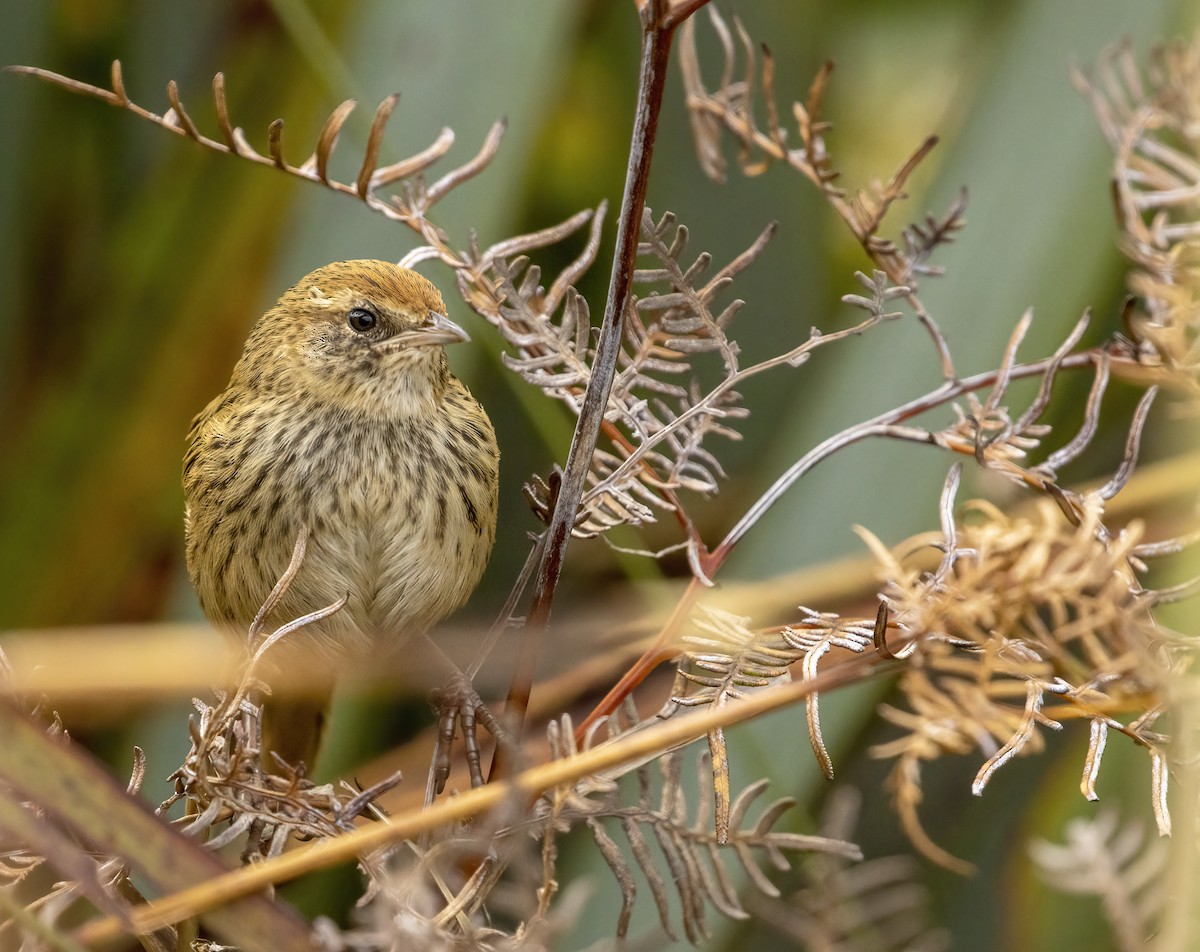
[
  {"left": 185, "top": 391, "right": 498, "bottom": 664},
  {"left": 301, "top": 413, "right": 497, "bottom": 649}
]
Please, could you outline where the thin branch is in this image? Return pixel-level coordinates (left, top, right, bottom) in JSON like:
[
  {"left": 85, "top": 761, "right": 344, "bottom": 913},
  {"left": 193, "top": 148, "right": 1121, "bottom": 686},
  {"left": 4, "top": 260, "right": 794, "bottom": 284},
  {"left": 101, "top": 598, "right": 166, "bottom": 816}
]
[{"left": 492, "top": 0, "right": 682, "bottom": 777}]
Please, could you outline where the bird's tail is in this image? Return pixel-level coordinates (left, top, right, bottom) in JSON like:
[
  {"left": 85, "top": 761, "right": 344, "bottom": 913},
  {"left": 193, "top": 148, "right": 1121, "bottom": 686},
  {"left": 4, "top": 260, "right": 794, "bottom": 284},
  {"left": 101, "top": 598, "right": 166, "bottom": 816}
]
[{"left": 261, "top": 690, "right": 332, "bottom": 776}]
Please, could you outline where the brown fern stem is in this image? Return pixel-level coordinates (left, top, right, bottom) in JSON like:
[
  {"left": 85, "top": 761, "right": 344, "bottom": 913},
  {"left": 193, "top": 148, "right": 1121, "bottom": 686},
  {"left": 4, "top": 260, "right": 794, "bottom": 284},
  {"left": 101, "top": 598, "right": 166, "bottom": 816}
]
[{"left": 491, "top": 0, "right": 682, "bottom": 780}]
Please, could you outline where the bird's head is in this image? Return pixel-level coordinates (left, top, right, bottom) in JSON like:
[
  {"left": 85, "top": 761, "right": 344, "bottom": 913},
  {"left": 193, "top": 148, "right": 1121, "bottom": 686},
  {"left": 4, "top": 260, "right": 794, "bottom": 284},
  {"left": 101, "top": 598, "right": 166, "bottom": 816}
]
[{"left": 237, "top": 260, "right": 470, "bottom": 415}]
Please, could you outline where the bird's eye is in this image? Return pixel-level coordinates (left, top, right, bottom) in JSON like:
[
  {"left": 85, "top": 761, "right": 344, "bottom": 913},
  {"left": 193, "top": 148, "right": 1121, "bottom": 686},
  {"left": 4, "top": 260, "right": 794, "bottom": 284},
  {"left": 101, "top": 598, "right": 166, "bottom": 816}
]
[{"left": 347, "top": 307, "right": 377, "bottom": 333}]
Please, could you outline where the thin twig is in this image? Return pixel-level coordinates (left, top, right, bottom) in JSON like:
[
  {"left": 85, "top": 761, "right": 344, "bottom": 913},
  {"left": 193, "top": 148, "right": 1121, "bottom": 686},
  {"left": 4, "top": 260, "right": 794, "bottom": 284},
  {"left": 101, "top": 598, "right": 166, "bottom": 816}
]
[{"left": 491, "top": 0, "right": 681, "bottom": 778}]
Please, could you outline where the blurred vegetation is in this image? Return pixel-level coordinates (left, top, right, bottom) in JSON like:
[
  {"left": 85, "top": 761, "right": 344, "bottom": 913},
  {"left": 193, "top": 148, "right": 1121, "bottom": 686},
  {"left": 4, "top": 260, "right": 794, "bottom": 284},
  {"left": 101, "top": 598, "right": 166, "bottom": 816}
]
[{"left": 1, "top": 1, "right": 1197, "bottom": 950}]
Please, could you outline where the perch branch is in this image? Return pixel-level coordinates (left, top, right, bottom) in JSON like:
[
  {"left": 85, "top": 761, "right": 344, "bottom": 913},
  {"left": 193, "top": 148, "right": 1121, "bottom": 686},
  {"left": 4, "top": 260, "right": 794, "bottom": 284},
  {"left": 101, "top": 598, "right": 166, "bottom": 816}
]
[{"left": 492, "top": 0, "right": 682, "bottom": 776}]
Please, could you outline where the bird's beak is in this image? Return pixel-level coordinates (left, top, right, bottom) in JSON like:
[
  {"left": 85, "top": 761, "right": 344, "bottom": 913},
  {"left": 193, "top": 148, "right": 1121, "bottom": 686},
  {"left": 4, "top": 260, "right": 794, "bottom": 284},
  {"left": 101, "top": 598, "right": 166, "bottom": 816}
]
[
  {"left": 376, "top": 311, "right": 470, "bottom": 352},
  {"left": 425, "top": 311, "right": 471, "bottom": 345}
]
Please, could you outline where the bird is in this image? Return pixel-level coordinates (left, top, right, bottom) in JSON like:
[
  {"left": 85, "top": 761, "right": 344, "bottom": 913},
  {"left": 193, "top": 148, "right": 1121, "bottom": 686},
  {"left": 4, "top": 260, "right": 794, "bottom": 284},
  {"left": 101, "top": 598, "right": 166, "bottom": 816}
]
[{"left": 183, "top": 260, "right": 499, "bottom": 770}]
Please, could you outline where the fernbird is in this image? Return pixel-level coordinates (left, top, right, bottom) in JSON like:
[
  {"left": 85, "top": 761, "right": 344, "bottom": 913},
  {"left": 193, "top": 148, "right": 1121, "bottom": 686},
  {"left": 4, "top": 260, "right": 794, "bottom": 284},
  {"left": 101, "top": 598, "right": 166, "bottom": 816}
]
[{"left": 184, "top": 260, "right": 499, "bottom": 769}]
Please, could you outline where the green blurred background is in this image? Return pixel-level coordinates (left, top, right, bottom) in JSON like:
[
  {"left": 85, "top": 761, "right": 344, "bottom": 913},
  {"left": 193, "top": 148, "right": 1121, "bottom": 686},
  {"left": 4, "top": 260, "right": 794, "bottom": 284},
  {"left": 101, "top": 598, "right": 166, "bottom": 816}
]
[{"left": 1, "top": 1, "right": 1196, "bottom": 949}]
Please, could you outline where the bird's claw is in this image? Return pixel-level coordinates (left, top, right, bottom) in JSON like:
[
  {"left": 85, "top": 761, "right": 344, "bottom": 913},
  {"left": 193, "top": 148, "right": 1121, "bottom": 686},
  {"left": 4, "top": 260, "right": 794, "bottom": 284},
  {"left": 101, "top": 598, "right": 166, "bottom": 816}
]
[{"left": 428, "top": 674, "right": 513, "bottom": 796}]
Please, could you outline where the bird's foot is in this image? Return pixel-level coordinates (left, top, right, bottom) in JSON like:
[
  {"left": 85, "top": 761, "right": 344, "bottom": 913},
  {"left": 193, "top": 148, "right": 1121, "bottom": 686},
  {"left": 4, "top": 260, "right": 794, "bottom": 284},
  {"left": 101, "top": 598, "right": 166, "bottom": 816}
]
[{"left": 427, "top": 672, "right": 513, "bottom": 798}]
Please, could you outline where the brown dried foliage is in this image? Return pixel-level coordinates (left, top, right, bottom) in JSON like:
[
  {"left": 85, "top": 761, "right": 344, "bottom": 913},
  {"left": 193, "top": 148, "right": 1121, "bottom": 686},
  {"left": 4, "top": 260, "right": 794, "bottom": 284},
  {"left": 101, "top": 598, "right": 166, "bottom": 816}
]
[{"left": 3, "top": 8, "right": 1198, "bottom": 952}]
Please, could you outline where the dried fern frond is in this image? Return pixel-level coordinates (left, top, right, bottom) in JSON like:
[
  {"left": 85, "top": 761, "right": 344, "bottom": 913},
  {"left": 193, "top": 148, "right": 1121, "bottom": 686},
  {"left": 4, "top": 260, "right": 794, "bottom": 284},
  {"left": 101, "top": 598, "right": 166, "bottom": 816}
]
[
  {"left": 5, "top": 62, "right": 510, "bottom": 272},
  {"left": 664, "top": 607, "right": 800, "bottom": 843},
  {"left": 162, "top": 690, "right": 402, "bottom": 860},
  {"left": 7, "top": 59, "right": 606, "bottom": 326},
  {"left": 318, "top": 717, "right": 594, "bottom": 952},
  {"left": 349, "top": 799, "right": 559, "bottom": 952},
  {"left": 678, "top": 7, "right": 957, "bottom": 293},
  {"left": 679, "top": 8, "right": 832, "bottom": 189},
  {"left": 160, "top": 531, "right": 399, "bottom": 863},
  {"left": 901, "top": 189, "right": 969, "bottom": 279},
  {"left": 1031, "top": 811, "right": 1167, "bottom": 952},
  {"left": 570, "top": 265, "right": 906, "bottom": 575},
  {"left": 875, "top": 308, "right": 1161, "bottom": 522},
  {"left": 0, "top": 853, "right": 140, "bottom": 951},
  {"left": 329, "top": 827, "right": 574, "bottom": 952},
  {"left": 560, "top": 744, "right": 860, "bottom": 943},
  {"left": 1075, "top": 38, "right": 1200, "bottom": 395},
  {"left": 861, "top": 469, "right": 1180, "bottom": 870},
  {"left": 671, "top": 607, "right": 797, "bottom": 710},
  {"left": 508, "top": 209, "right": 776, "bottom": 549},
  {"left": 752, "top": 787, "right": 950, "bottom": 952},
  {"left": 356, "top": 713, "right": 861, "bottom": 948},
  {"left": 783, "top": 610, "right": 877, "bottom": 781}
]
